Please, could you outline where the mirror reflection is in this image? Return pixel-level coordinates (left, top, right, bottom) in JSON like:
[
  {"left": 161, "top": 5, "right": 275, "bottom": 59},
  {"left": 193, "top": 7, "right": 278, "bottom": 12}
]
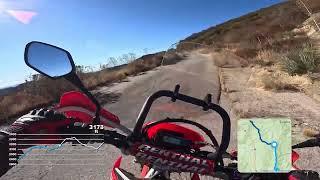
[{"left": 26, "top": 42, "right": 73, "bottom": 78}]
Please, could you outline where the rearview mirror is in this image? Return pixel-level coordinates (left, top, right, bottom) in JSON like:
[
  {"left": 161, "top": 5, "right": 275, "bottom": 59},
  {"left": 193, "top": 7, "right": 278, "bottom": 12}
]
[
  {"left": 24, "top": 41, "right": 102, "bottom": 125},
  {"left": 24, "top": 41, "right": 75, "bottom": 79}
]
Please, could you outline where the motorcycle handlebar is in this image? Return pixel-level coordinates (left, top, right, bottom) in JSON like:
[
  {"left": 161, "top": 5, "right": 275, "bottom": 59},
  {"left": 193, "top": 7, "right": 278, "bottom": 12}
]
[
  {"left": 131, "top": 85, "right": 231, "bottom": 160},
  {"left": 103, "top": 130, "right": 127, "bottom": 149}
]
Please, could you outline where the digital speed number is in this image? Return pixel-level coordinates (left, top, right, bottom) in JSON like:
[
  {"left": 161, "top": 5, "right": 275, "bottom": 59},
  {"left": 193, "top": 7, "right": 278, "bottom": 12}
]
[{"left": 89, "top": 124, "right": 104, "bottom": 133}]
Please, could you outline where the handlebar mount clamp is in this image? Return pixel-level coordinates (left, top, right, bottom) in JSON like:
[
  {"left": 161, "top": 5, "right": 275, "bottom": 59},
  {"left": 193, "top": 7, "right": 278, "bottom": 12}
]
[
  {"left": 203, "top": 94, "right": 212, "bottom": 111},
  {"left": 171, "top": 84, "right": 180, "bottom": 102}
]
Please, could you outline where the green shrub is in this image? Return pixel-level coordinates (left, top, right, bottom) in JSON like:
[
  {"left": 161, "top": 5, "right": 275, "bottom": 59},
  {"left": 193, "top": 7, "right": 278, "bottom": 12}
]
[{"left": 282, "top": 43, "right": 320, "bottom": 75}]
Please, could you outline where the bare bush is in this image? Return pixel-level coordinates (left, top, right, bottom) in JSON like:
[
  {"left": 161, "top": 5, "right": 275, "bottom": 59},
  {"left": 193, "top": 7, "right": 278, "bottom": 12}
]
[
  {"left": 99, "top": 63, "right": 109, "bottom": 70},
  {"left": 234, "top": 48, "right": 258, "bottom": 59},
  {"left": 108, "top": 57, "right": 119, "bottom": 66},
  {"left": 255, "top": 49, "right": 282, "bottom": 66}
]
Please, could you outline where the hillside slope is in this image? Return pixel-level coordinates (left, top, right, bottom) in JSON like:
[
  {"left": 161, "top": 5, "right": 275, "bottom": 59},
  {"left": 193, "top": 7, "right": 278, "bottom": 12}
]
[
  {"left": 179, "top": 1, "right": 320, "bottom": 58},
  {"left": 177, "top": 0, "right": 320, "bottom": 172}
]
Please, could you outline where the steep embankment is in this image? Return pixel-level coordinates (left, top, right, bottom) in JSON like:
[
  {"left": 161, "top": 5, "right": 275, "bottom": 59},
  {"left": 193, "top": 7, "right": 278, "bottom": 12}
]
[{"left": 180, "top": 1, "right": 320, "bottom": 51}]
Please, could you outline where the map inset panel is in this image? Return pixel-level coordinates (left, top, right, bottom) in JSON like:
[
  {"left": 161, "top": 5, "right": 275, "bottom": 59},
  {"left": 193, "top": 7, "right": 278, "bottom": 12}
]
[{"left": 238, "top": 118, "right": 292, "bottom": 173}]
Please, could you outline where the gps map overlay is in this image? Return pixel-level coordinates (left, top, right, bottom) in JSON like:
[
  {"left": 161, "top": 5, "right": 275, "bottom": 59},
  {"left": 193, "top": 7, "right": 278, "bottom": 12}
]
[{"left": 238, "top": 118, "right": 292, "bottom": 173}]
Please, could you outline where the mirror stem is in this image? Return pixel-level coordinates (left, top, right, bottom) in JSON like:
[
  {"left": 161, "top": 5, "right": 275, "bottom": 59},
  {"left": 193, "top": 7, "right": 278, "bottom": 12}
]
[{"left": 64, "top": 73, "right": 101, "bottom": 125}]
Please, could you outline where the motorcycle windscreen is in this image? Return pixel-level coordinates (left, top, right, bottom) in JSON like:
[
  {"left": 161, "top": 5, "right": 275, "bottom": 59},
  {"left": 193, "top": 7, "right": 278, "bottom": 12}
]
[{"left": 56, "top": 91, "right": 120, "bottom": 126}]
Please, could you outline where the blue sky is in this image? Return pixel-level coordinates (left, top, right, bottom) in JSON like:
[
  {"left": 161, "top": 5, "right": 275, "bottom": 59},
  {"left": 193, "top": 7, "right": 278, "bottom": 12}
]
[{"left": 0, "top": 0, "right": 281, "bottom": 88}]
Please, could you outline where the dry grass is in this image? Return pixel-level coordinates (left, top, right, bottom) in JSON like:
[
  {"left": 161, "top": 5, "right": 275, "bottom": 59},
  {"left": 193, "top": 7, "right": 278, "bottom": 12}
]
[
  {"left": 260, "top": 74, "right": 301, "bottom": 91},
  {"left": 211, "top": 51, "right": 248, "bottom": 67},
  {"left": 250, "top": 68, "right": 312, "bottom": 91},
  {"left": 178, "top": 0, "right": 319, "bottom": 64},
  {"left": 294, "top": 0, "right": 320, "bottom": 31},
  {"left": 182, "top": 1, "right": 308, "bottom": 50},
  {"left": 0, "top": 51, "right": 170, "bottom": 123},
  {"left": 255, "top": 49, "right": 283, "bottom": 66},
  {"left": 0, "top": 92, "right": 49, "bottom": 120},
  {"left": 234, "top": 48, "right": 259, "bottom": 59}
]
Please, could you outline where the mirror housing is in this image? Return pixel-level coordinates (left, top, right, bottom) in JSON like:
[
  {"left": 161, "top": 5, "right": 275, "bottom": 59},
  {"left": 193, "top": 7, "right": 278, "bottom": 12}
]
[
  {"left": 24, "top": 41, "right": 101, "bottom": 125},
  {"left": 24, "top": 41, "right": 76, "bottom": 79}
]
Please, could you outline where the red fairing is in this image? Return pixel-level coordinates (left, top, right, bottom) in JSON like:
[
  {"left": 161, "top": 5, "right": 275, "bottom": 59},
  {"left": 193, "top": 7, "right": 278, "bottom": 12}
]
[
  {"left": 146, "top": 122, "right": 205, "bottom": 146},
  {"left": 191, "top": 173, "right": 200, "bottom": 180},
  {"left": 140, "top": 165, "right": 150, "bottom": 178},
  {"left": 291, "top": 150, "right": 300, "bottom": 170},
  {"left": 56, "top": 91, "right": 120, "bottom": 126}
]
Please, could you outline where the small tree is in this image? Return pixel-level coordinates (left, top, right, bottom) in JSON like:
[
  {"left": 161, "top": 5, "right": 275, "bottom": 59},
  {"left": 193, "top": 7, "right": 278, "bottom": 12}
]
[
  {"left": 128, "top": 53, "right": 137, "bottom": 63},
  {"left": 84, "top": 66, "right": 94, "bottom": 72},
  {"left": 99, "top": 63, "right": 109, "bottom": 70},
  {"left": 119, "top": 54, "right": 129, "bottom": 64},
  {"left": 76, "top": 65, "right": 85, "bottom": 74},
  {"left": 108, "top": 57, "right": 118, "bottom": 66}
]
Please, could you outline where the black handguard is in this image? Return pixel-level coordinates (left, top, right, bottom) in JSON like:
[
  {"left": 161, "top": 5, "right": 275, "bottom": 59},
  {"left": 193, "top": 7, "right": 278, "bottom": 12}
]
[{"left": 0, "top": 108, "right": 67, "bottom": 178}]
